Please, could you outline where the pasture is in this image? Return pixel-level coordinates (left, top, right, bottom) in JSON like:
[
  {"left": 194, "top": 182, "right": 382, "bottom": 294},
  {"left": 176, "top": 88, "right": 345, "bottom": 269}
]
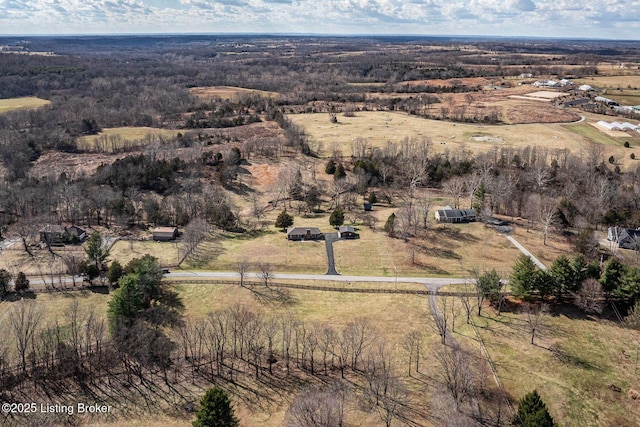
[
  {"left": 454, "top": 306, "right": 640, "bottom": 427},
  {"left": 189, "top": 86, "right": 279, "bottom": 100},
  {"left": 0, "top": 96, "right": 50, "bottom": 113},
  {"left": 77, "top": 127, "right": 177, "bottom": 152},
  {"left": 109, "top": 239, "right": 181, "bottom": 268}
]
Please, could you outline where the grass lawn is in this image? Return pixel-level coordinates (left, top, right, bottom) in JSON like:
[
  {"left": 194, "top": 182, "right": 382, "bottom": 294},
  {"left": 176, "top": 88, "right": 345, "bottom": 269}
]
[
  {"left": 0, "top": 96, "right": 50, "bottom": 113},
  {"left": 452, "top": 305, "right": 640, "bottom": 427},
  {"left": 77, "top": 127, "right": 177, "bottom": 151},
  {"left": 109, "top": 239, "right": 181, "bottom": 267}
]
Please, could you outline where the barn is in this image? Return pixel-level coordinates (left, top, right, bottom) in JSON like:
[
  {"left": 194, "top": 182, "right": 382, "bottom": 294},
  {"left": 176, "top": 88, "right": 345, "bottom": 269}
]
[{"left": 153, "top": 226, "right": 179, "bottom": 241}]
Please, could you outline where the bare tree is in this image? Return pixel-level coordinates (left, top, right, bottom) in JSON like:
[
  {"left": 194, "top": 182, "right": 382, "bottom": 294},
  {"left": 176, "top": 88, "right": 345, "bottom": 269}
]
[
  {"left": 573, "top": 278, "right": 604, "bottom": 314},
  {"left": 401, "top": 330, "right": 423, "bottom": 376},
  {"left": 180, "top": 217, "right": 209, "bottom": 262},
  {"left": 523, "top": 303, "right": 547, "bottom": 345},
  {"left": 443, "top": 176, "right": 466, "bottom": 209},
  {"left": 8, "top": 300, "right": 44, "bottom": 372},
  {"left": 285, "top": 382, "right": 346, "bottom": 427},
  {"left": 236, "top": 258, "right": 250, "bottom": 287},
  {"left": 433, "top": 345, "right": 476, "bottom": 411},
  {"left": 416, "top": 198, "right": 433, "bottom": 229},
  {"left": 258, "top": 263, "right": 274, "bottom": 287},
  {"left": 538, "top": 197, "right": 558, "bottom": 246}
]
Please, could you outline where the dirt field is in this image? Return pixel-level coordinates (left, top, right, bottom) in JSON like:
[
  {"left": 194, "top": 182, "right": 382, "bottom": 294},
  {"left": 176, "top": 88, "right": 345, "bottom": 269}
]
[
  {"left": 0, "top": 96, "right": 50, "bottom": 113},
  {"left": 189, "top": 86, "right": 279, "bottom": 100}
]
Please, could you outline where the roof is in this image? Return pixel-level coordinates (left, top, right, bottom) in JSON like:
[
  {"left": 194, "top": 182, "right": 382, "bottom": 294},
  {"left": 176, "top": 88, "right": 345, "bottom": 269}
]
[
  {"left": 153, "top": 227, "right": 177, "bottom": 233},
  {"left": 40, "top": 224, "right": 65, "bottom": 233},
  {"left": 339, "top": 225, "right": 356, "bottom": 233},
  {"left": 287, "top": 227, "right": 321, "bottom": 235},
  {"left": 437, "top": 209, "right": 476, "bottom": 219}
]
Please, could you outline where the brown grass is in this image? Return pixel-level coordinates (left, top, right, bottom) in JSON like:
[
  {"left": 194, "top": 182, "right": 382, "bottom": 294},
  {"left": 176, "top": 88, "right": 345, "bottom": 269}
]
[
  {"left": 109, "top": 239, "right": 181, "bottom": 267},
  {"left": 77, "top": 127, "right": 177, "bottom": 151},
  {"left": 0, "top": 96, "right": 50, "bottom": 113},
  {"left": 189, "top": 86, "right": 279, "bottom": 100}
]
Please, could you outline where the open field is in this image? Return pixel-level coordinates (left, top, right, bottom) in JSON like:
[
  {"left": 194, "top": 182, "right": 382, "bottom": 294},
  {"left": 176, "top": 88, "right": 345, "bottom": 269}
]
[
  {"left": 109, "top": 239, "right": 181, "bottom": 267},
  {"left": 0, "top": 246, "right": 84, "bottom": 277},
  {"left": 189, "top": 86, "right": 279, "bottom": 100},
  {"left": 453, "top": 306, "right": 640, "bottom": 427},
  {"left": 575, "top": 75, "right": 640, "bottom": 89},
  {"left": 77, "top": 127, "right": 177, "bottom": 151},
  {"left": 0, "top": 96, "right": 50, "bottom": 113}
]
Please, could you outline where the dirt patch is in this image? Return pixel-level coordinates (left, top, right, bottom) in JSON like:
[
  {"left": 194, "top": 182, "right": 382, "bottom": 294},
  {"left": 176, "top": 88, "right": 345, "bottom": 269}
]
[
  {"left": 505, "top": 105, "right": 581, "bottom": 124},
  {"left": 400, "top": 77, "right": 492, "bottom": 87}
]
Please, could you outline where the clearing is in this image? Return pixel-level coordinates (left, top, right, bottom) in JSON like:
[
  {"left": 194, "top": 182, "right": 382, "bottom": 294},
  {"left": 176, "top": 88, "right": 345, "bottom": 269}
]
[
  {"left": 189, "top": 86, "right": 279, "bottom": 100},
  {"left": 0, "top": 96, "right": 50, "bottom": 113},
  {"left": 77, "top": 127, "right": 177, "bottom": 152}
]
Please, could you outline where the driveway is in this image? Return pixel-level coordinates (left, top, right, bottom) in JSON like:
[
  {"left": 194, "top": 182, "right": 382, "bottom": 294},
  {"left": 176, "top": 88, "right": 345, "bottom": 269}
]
[{"left": 323, "top": 232, "right": 340, "bottom": 275}]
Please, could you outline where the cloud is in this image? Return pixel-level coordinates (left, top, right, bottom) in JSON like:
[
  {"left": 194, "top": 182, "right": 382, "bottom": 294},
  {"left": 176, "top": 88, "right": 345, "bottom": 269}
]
[{"left": 0, "top": 0, "right": 638, "bottom": 39}]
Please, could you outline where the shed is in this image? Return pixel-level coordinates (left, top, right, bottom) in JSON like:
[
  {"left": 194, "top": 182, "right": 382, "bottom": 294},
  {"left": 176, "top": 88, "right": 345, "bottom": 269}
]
[
  {"left": 338, "top": 225, "right": 359, "bottom": 239},
  {"left": 153, "top": 227, "right": 179, "bottom": 241},
  {"left": 287, "top": 227, "right": 322, "bottom": 241},
  {"left": 363, "top": 203, "right": 372, "bottom": 211}
]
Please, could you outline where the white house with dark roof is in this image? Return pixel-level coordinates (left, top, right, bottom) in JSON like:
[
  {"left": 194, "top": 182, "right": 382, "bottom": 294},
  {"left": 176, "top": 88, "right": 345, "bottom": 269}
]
[
  {"left": 607, "top": 227, "right": 640, "bottom": 250},
  {"left": 434, "top": 206, "right": 477, "bottom": 223}
]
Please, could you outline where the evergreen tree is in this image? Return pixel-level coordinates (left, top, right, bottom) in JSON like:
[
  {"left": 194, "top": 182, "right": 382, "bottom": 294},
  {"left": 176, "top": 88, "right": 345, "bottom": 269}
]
[
  {"left": 384, "top": 212, "right": 396, "bottom": 236},
  {"left": 325, "top": 159, "right": 336, "bottom": 175},
  {"left": 193, "top": 387, "right": 238, "bottom": 427},
  {"left": 0, "top": 269, "right": 12, "bottom": 294},
  {"left": 14, "top": 272, "right": 29, "bottom": 293},
  {"left": 367, "top": 192, "right": 377, "bottom": 204},
  {"left": 334, "top": 163, "right": 346, "bottom": 181},
  {"left": 478, "top": 269, "right": 502, "bottom": 305},
  {"left": 289, "top": 170, "right": 304, "bottom": 201},
  {"left": 275, "top": 210, "right": 294, "bottom": 231},
  {"left": 515, "top": 390, "right": 555, "bottom": 427},
  {"left": 85, "top": 231, "right": 108, "bottom": 271},
  {"left": 304, "top": 186, "right": 321, "bottom": 212},
  {"left": 107, "top": 260, "right": 124, "bottom": 285},
  {"left": 329, "top": 208, "right": 345, "bottom": 228},
  {"left": 548, "top": 256, "right": 578, "bottom": 300},
  {"left": 600, "top": 257, "right": 625, "bottom": 298},
  {"left": 511, "top": 255, "right": 538, "bottom": 301}
]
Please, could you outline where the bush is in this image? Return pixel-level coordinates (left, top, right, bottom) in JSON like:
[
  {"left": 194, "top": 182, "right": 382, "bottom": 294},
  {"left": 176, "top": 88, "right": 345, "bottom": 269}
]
[
  {"left": 14, "top": 272, "right": 29, "bottom": 293},
  {"left": 193, "top": 387, "right": 238, "bottom": 427},
  {"left": 631, "top": 153, "right": 636, "bottom": 160},
  {"left": 624, "top": 141, "right": 630, "bottom": 148},
  {"left": 275, "top": 210, "right": 294, "bottom": 231},
  {"left": 329, "top": 208, "right": 345, "bottom": 227}
]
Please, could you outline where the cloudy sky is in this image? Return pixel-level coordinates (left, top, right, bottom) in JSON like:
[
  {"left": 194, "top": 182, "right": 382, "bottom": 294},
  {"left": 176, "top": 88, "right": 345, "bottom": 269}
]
[{"left": 0, "top": 0, "right": 638, "bottom": 39}]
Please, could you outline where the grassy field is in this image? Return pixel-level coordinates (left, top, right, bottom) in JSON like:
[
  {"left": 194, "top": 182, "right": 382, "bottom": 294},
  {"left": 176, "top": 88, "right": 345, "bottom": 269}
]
[
  {"left": 77, "top": 127, "right": 177, "bottom": 151},
  {"left": 0, "top": 247, "right": 84, "bottom": 277},
  {"left": 189, "top": 86, "right": 279, "bottom": 100},
  {"left": 452, "top": 305, "right": 640, "bottom": 427},
  {"left": 575, "top": 75, "right": 640, "bottom": 89},
  {"left": 109, "top": 239, "right": 181, "bottom": 267},
  {"left": 0, "top": 96, "right": 50, "bottom": 113}
]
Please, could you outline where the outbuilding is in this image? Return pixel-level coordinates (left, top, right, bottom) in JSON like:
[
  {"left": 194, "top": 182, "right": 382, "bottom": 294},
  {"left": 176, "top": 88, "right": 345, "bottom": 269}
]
[
  {"left": 153, "top": 226, "right": 179, "bottom": 241},
  {"left": 338, "top": 225, "right": 359, "bottom": 239}
]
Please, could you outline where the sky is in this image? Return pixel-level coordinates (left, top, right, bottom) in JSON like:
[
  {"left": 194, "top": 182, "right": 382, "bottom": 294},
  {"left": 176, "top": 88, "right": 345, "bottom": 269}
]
[{"left": 0, "top": 0, "right": 639, "bottom": 39}]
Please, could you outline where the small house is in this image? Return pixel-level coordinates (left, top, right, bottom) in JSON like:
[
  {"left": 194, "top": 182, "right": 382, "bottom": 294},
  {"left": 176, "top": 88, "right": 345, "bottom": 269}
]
[
  {"left": 607, "top": 227, "right": 640, "bottom": 250},
  {"left": 338, "top": 225, "right": 358, "bottom": 239},
  {"left": 435, "top": 207, "right": 477, "bottom": 223},
  {"left": 40, "top": 224, "right": 87, "bottom": 246},
  {"left": 153, "top": 226, "right": 179, "bottom": 241},
  {"left": 287, "top": 227, "right": 322, "bottom": 241}
]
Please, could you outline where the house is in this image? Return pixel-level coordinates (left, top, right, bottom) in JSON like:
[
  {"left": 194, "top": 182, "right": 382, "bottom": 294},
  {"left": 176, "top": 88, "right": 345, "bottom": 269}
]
[
  {"left": 607, "top": 227, "right": 640, "bottom": 250},
  {"left": 338, "top": 225, "right": 359, "bottom": 239},
  {"left": 287, "top": 227, "right": 322, "bottom": 241},
  {"left": 578, "top": 84, "right": 594, "bottom": 92},
  {"left": 152, "top": 226, "right": 179, "bottom": 241},
  {"left": 434, "top": 206, "right": 477, "bottom": 223},
  {"left": 40, "top": 224, "right": 87, "bottom": 246}
]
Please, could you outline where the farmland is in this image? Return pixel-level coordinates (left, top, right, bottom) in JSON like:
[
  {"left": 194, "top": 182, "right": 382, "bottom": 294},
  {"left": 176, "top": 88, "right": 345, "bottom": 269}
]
[
  {"left": 0, "top": 96, "right": 50, "bottom": 113},
  {"left": 77, "top": 127, "right": 177, "bottom": 152}
]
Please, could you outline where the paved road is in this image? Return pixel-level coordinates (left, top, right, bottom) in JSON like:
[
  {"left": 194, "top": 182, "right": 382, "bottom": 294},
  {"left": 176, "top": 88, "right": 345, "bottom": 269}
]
[
  {"left": 502, "top": 233, "right": 547, "bottom": 270},
  {"left": 323, "top": 232, "right": 340, "bottom": 275},
  {"left": 165, "top": 270, "right": 464, "bottom": 288}
]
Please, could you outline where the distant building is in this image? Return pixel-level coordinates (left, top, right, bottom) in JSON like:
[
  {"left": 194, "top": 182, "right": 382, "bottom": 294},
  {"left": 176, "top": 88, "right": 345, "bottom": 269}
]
[
  {"left": 607, "top": 227, "right": 640, "bottom": 250},
  {"left": 594, "top": 96, "right": 619, "bottom": 107},
  {"left": 40, "top": 224, "right": 87, "bottom": 246},
  {"left": 578, "top": 84, "right": 594, "bottom": 91},
  {"left": 152, "top": 226, "right": 179, "bottom": 241},
  {"left": 434, "top": 206, "right": 477, "bottom": 223},
  {"left": 287, "top": 227, "right": 322, "bottom": 241},
  {"left": 338, "top": 225, "right": 358, "bottom": 239},
  {"left": 519, "top": 73, "right": 534, "bottom": 79}
]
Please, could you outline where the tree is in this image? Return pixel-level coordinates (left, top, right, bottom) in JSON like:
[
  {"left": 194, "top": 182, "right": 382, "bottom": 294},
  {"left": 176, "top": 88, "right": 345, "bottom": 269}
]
[
  {"left": 474, "top": 268, "right": 502, "bottom": 316},
  {"left": 193, "top": 386, "right": 239, "bottom": 427},
  {"left": 511, "top": 255, "right": 538, "bottom": 301},
  {"left": 285, "top": 383, "right": 345, "bottom": 427},
  {"left": 515, "top": 390, "right": 555, "bottom": 427},
  {"left": 383, "top": 213, "right": 396, "bottom": 236},
  {"left": 325, "top": 159, "right": 336, "bottom": 175},
  {"left": 329, "top": 208, "right": 345, "bottom": 228},
  {"left": 574, "top": 278, "right": 604, "bottom": 314},
  {"left": 600, "top": 257, "right": 625, "bottom": 298},
  {"left": 548, "top": 256, "right": 579, "bottom": 301},
  {"left": 14, "top": 271, "right": 29, "bottom": 293},
  {"left": 333, "top": 163, "right": 346, "bottom": 181},
  {"left": 107, "top": 260, "right": 124, "bottom": 285},
  {"left": 0, "top": 269, "right": 12, "bottom": 294},
  {"left": 85, "top": 231, "right": 108, "bottom": 271},
  {"left": 275, "top": 209, "right": 294, "bottom": 231}
]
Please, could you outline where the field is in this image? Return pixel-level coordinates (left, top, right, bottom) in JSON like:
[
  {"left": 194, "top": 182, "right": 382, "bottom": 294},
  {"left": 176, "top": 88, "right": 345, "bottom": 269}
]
[
  {"left": 77, "top": 127, "right": 177, "bottom": 151},
  {"left": 288, "top": 111, "right": 638, "bottom": 170},
  {"left": 453, "top": 306, "right": 640, "bottom": 427},
  {"left": 109, "top": 239, "right": 181, "bottom": 267},
  {"left": 0, "top": 96, "right": 50, "bottom": 113},
  {"left": 189, "top": 86, "right": 279, "bottom": 100}
]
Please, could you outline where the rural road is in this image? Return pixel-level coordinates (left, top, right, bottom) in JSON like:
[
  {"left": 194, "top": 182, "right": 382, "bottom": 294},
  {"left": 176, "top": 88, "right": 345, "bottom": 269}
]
[
  {"left": 323, "top": 232, "right": 340, "bottom": 275},
  {"left": 502, "top": 233, "right": 547, "bottom": 270}
]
